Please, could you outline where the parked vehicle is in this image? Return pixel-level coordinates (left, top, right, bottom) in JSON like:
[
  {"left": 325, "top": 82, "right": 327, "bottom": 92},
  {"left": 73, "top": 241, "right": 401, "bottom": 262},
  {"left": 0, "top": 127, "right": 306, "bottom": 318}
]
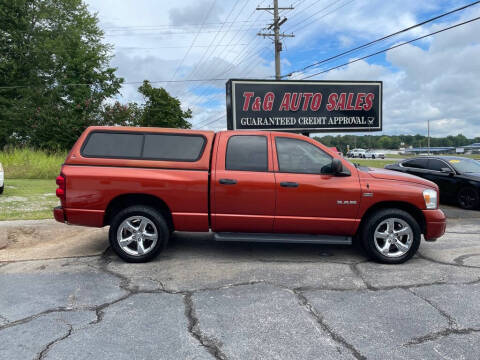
[
  {"left": 0, "top": 163, "right": 3, "bottom": 194},
  {"left": 347, "top": 148, "right": 366, "bottom": 158},
  {"left": 54, "top": 127, "right": 446, "bottom": 264},
  {"left": 364, "top": 149, "right": 385, "bottom": 159},
  {"left": 385, "top": 156, "right": 480, "bottom": 210}
]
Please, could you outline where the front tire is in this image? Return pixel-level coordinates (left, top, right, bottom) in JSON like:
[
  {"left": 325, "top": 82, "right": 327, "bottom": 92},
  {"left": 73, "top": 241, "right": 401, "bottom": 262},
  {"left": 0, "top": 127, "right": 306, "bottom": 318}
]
[
  {"left": 457, "top": 187, "right": 479, "bottom": 210},
  {"left": 109, "top": 205, "right": 169, "bottom": 263},
  {"left": 361, "top": 209, "right": 421, "bottom": 264}
]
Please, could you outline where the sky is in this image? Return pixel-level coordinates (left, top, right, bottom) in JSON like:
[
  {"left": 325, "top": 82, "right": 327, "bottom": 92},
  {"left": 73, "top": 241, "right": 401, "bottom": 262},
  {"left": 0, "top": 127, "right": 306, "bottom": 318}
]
[{"left": 85, "top": 0, "right": 480, "bottom": 138}]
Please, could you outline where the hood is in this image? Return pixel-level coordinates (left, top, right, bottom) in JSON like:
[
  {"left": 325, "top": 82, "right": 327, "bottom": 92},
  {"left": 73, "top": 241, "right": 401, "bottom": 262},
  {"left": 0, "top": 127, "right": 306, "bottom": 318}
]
[
  {"left": 459, "top": 172, "right": 480, "bottom": 181},
  {"left": 366, "top": 168, "right": 436, "bottom": 188}
]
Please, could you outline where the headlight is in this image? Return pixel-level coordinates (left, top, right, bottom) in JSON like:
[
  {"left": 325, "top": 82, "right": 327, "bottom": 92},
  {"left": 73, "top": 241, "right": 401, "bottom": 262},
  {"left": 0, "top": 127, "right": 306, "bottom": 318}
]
[{"left": 423, "top": 189, "right": 438, "bottom": 209}]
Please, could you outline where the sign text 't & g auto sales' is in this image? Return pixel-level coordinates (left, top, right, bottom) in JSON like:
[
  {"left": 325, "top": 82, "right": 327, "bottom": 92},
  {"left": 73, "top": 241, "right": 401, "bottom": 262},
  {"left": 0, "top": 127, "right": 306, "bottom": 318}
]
[{"left": 226, "top": 79, "right": 382, "bottom": 132}]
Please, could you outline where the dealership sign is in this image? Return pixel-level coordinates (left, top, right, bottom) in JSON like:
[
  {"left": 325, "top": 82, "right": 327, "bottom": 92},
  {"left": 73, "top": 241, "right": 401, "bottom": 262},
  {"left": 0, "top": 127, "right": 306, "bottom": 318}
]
[{"left": 226, "top": 79, "right": 382, "bottom": 132}]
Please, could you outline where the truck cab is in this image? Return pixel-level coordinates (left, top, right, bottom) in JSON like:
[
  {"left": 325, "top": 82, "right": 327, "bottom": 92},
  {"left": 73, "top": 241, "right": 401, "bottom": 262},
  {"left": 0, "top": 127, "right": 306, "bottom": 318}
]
[{"left": 54, "top": 126, "right": 446, "bottom": 264}]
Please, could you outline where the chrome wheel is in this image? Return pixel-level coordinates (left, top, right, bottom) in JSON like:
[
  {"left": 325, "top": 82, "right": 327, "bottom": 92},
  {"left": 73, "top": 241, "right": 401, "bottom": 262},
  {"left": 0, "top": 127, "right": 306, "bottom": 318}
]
[
  {"left": 116, "top": 216, "right": 158, "bottom": 256},
  {"left": 373, "top": 218, "right": 413, "bottom": 258}
]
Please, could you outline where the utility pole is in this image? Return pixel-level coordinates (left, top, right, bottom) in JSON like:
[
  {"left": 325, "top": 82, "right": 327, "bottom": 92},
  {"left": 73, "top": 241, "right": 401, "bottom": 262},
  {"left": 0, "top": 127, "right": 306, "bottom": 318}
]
[{"left": 257, "top": 1, "right": 294, "bottom": 80}]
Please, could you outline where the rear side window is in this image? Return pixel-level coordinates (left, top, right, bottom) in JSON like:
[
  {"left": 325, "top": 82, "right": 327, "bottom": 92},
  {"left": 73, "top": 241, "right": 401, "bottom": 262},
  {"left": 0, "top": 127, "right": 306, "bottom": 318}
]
[
  {"left": 226, "top": 135, "right": 268, "bottom": 171},
  {"left": 428, "top": 159, "right": 449, "bottom": 172},
  {"left": 82, "top": 132, "right": 143, "bottom": 158},
  {"left": 81, "top": 131, "right": 206, "bottom": 161},
  {"left": 143, "top": 134, "right": 205, "bottom": 161},
  {"left": 403, "top": 158, "right": 428, "bottom": 169}
]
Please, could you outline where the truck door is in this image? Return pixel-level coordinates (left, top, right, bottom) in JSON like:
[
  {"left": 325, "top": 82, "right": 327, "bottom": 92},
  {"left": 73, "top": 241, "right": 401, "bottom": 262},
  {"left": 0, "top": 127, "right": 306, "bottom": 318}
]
[
  {"left": 212, "top": 132, "right": 276, "bottom": 232},
  {"left": 272, "top": 134, "right": 361, "bottom": 235}
]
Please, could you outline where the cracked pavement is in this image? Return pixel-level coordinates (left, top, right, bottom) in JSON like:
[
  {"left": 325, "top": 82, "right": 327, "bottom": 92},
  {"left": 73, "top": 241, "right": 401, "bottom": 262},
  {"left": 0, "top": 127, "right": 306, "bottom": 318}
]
[{"left": 1, "top": 207, "right": 480, "bottom": 359}]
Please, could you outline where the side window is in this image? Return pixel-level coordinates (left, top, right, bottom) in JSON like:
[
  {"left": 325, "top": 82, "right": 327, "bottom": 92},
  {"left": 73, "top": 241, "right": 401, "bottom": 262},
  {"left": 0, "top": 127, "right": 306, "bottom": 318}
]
[
  {"left": 226, "top": 135, "right": 268, "bottom": 172},
  {"left": 276, "top": 137, "right": 333, "bottom": 174},
  {"left": 82, "top": 132, "right": 206, "bottom": 161},
  {"left": 428, "top": 159, "right": 449, "bottom": 172},
  {"left": 403, "top": 158, "right": 428, "bottom": 169},
  {"left": 143, "top": 134, "right": 205, "bottom": 161},
  {"left": 82, "top": 132, "right": 143, "bottom": 158}
]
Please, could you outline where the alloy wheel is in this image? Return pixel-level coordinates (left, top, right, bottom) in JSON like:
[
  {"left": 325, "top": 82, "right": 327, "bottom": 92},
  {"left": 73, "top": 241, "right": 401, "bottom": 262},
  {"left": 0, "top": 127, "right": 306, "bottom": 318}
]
[
  {"left": 458, "top": 188, "right": 477, "bottom": 209},
  {"left": 373, "top": 218, "right": 413, "bottom": 258},
  {"left": 116, "top": 216, "right": 158, "bottom": 256}
]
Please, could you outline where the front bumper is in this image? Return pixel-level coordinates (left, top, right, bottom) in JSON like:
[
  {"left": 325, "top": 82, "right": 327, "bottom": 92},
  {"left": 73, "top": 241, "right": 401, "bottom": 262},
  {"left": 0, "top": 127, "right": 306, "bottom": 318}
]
[
  {"left": 422, "top": 209, "right": 447, "bottom": 241},
  {"left": 53, "top": 206, "right": 65, "bottom": 223}
]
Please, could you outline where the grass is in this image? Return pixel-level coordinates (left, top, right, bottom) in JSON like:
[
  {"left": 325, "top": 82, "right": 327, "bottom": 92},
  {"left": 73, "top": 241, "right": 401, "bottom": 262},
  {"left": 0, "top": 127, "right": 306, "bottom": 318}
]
[
  {"left": 0, "top": 179, "right": 58, "bottom": 220},
  {"left": 0, "top": 148, "right": 66, "bottom": 179},
  {"left": 349, "top": 159, "right": 394, "bottom": 168}
]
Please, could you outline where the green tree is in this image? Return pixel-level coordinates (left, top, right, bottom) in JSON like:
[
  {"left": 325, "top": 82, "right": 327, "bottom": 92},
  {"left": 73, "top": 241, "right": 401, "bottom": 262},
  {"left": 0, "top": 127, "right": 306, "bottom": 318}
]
[
  {"left": 100, "top": 102, "right": 143, "bottom": 126},
  {"left": 137, "top": 80, "right": 192, "bottom": 129},
  {"left": 0, "top": 0, "right": 123, "bottom": 150}
]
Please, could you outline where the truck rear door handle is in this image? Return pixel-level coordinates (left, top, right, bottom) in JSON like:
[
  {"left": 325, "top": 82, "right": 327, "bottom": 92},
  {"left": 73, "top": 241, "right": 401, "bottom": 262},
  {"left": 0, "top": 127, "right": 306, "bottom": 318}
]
[
  {"left": 219, "top": 178, "right": 237, "bottom": 185},
  {"left": 280, "top": 182, "right": 299, "bottom": 188}
]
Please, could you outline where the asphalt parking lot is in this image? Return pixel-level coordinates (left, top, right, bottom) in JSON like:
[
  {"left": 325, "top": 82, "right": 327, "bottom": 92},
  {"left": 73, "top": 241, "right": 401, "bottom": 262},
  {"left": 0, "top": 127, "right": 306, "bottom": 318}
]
[{"left": 0, "top": 206, "right": 479, "bottom": 360}]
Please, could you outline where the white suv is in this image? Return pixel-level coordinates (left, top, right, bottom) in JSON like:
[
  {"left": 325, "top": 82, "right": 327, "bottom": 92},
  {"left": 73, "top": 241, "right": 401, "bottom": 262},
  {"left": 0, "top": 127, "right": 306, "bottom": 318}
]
[
  {"left": 364, "top": 149, "right": 385, "bottom": 159},
  {"left": 347, "top": 148, "right": 366, "bottom": 158}
]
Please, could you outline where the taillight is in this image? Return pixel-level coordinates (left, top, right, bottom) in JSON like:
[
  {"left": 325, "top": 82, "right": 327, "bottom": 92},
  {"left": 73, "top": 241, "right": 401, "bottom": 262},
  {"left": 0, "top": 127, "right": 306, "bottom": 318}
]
[{"left": 56, "top": 174, "right": 66, "bottom": 205}]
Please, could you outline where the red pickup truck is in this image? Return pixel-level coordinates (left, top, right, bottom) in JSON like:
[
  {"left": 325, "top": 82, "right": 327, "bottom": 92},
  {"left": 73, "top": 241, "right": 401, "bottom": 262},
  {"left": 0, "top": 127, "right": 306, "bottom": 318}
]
[{"left": 54, "top": 126, "right": 446, "bottom": 264}]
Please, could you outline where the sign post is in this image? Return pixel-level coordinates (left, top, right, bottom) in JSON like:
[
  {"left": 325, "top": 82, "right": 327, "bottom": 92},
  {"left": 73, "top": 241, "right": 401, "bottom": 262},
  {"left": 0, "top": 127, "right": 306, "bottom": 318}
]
[{"left": 226, "top": 79, "right": 382, "bottom": 132}]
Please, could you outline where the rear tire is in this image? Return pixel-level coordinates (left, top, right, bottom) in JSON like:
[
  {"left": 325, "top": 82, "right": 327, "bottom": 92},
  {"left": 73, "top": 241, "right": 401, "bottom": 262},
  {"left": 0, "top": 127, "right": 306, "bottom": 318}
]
[
  {"left": 109, "top": 205, "right": 169, "bottom": 263},
  {"left": 361, "top": 208, "right": 421, "bottom": 264},
  {"left": 457, "top": 187, "right": 479, "bottom": 210},
  {"left": 0, "top": 185, "right": 3, "bottom": 194}
]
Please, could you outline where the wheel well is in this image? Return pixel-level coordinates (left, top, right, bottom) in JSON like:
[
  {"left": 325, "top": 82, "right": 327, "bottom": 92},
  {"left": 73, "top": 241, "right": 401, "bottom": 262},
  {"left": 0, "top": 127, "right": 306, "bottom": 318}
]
[
  {"left": 104, "top": 194, "right": 174, "bottom": 231},
  {"left": 358, "top": 201, "right": 426, "bottom": 235}
]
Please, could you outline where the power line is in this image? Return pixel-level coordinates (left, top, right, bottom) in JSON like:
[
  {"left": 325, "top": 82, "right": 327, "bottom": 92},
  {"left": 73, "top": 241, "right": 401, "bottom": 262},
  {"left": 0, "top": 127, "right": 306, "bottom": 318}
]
[
  {"left": 301, "top": 15, "right": 480, "bottom": 79},
  {"left": 0, "top": 78, "right": 231, "bottom": 90},
  {"left": 170, "top": 0, "right": 217, "bottom": 80},
  {"left": 102, "top": 20, "right": 267, "bottom": 30},
  {"left": 291, "top": 0, "right": 355, "bottom": 33},
  {"left": 198, "top": 113, "right": 226, "bottom": 129},
  {"left": 178, "top": 0, "right": 242, "bottom": 89},
  {"left": 175, "top": 1, "right": 268, "bottom": 102},
  {"left": 284, "top": 0, "right": 480, "bottom": 77}
]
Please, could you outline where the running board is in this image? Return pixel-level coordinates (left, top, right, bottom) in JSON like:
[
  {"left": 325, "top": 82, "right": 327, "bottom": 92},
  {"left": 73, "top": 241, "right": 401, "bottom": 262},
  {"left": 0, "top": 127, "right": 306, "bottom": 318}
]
[{"left": 213, "top": 232, "right": 352, "bottom": 245}]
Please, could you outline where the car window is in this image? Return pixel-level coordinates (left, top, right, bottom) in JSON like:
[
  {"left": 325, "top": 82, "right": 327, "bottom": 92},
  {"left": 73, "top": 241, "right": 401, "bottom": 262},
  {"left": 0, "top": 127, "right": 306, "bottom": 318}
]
[
  {"left": 226, "top": 135, "right": 268, "bottom": 172},
  {"left": 82, "top": 132, "right": 206, "bottom": 161},
  {"left": 402, "top": 158, "right": 428, "bottom": 169},
  {"left": 276, "top": 137, "right": 333, "bottom": 174},
  {"left": 143, "top": 134, "right": 205, "bottom": 161},
  {"left": 428, "top": 159, "right": 449, "bottom": 172},
  {"left": 82, "top": 132, "right": 143, "bottom": 158}
]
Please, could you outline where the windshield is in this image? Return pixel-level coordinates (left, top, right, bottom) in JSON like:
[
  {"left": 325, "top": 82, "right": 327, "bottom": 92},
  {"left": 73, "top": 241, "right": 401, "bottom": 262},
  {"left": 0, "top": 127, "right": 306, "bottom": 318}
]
[{"left": 447, "top": 158, "right": 480, "bottom": 174}]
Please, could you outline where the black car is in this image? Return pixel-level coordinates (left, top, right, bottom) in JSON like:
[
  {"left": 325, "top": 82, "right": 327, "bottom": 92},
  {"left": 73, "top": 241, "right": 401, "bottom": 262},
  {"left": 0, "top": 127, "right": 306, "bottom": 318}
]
[{"left": 385, "top": 156, "right": 480, "bottom": 210}]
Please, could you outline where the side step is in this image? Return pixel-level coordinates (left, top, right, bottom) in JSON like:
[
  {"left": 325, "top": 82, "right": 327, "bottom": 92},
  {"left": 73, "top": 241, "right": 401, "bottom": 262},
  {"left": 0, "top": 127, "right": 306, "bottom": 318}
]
[{"left": 213, "top": 232, "right": 352, "bottom": 245}]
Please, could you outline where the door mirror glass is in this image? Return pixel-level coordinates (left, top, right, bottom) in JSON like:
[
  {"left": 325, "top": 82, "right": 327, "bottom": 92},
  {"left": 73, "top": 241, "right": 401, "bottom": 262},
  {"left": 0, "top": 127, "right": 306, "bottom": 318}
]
[
  {"left": 441, "top": 167, "right": 454, "bottom": 175},
  {"left": 332, "top": 158, "right": 342, "bottom": 174}
]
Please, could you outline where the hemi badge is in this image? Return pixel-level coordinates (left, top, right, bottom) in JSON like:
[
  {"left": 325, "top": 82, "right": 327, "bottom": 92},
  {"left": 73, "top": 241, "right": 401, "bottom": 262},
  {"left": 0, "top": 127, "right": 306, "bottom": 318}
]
[
  {"left": 363, "top": 193, "right": 373, "bottom": 197},
  {"left": 337, "top": 200, "right": 357, "bottom": 205}
]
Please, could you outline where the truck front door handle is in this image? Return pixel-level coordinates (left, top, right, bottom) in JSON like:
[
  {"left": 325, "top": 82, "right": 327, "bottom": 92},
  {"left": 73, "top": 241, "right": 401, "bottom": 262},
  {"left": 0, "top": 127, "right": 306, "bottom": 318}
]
[
  {"left": 219, "top": 178, "right": 237, "bottom": 185},
  {"left": 280, "top": 182, "right": 299, "bottom": 188}
]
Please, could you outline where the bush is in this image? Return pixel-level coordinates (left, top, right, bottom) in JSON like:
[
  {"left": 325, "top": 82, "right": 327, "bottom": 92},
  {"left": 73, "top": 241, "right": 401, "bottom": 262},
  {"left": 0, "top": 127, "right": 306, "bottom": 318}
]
[{"left": 0, "top": 148, "right": 66, "bottom": 179}]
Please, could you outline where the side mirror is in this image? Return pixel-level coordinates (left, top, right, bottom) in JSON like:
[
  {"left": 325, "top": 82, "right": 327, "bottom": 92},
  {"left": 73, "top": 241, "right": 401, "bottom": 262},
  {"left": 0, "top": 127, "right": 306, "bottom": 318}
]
[
  {"left": 441, "top": 167, "right": 454, "bottom": 176},
  {"left": 332, "top": 158, "right": 350, "bottom": 176}
]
